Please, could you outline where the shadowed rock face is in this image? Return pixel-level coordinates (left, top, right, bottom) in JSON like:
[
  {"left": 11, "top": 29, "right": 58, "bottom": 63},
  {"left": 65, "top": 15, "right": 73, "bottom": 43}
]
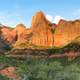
[
  {"left": 54, "top": 19, "right": 80, "bottom": 47},
  {"left": 31, "top": 11, "right": 54, "bottom": 47},
  {"left": 1, "top": 24, "right": 32, "bottom": 44},
  {"left": 1, "top": 26, "right": 14, "bottom": 44},
  {"left": 13, "top": 24, "right": 27, "bottom": 41},
  {"left": 0, "top": 37, "right": 11, "bottom": 53}
]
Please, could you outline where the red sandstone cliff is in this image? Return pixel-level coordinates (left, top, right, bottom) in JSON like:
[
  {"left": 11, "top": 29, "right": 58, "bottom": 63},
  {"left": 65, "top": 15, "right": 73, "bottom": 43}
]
[
  {"left": 54, "top": 19, "right": 80, "bottom": 47},
  {"left": 31, "top": 11, "right": 54, "bottom": 47},
  {"left": 1, "top": 24, "right": 31, "bottom": 44},
  {"left": 1, "top": 26, "right": 14, "bottom": 44},
  {"left": 1, "top": 12, "right": 80, "bottom": 48}
]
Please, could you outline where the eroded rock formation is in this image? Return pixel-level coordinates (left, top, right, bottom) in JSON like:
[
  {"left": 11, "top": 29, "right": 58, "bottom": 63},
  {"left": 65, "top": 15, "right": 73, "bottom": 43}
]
[
  {"left": 1, "top": 11, "right": 80, "bottom": 48},
  {"left": 31, "top": 11, "right": 54, "bottom": 47},
  {"left": 54, "top": 19, "right": 80, "bottom": 47}
]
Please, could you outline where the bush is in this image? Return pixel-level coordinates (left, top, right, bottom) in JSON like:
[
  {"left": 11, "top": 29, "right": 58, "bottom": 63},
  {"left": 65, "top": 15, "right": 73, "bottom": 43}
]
[
  {"left": 0, "top": 74, "right": 11, "bottom": 80},
  {"left": 54, "top": 63, "right": 80, "bottom": 80},
  {"left": 0, "top": 54, "right": 80, "bottom": 80},
  {"left": 14, "top": 58, "right": 80, "bottom": 80},
  {"left": 15, "top": 59, "right": 63, "bottom": 80},
  {"left": 0, "top": 55, "right": 17, "bottom": 70}
]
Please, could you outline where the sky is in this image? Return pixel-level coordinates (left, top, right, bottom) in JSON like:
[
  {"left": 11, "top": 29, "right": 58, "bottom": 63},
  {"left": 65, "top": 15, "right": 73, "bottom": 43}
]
[{"left": 0, "top": 0, "right": 80, "bottom": 27}]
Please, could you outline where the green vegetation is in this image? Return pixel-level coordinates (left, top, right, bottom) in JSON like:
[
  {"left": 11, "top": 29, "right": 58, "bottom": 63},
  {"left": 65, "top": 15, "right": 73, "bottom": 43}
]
[
  {"left": 0, "top": 56, "right": 17, "bottom": 70},
  {"left": 15, "top": 57, "right": 80, "bottom": 80},
  {"left": 0, "top": 74, "right": 10, "bottom": 80},
  {"left": 1, "top": 43, "right": 80, "bottom": 79},
  {"left": 48, "top": 22, "right": 52, "bottom": 27},
  {"left": 0, "top": 55, "right": 80, "bottom": 80}
]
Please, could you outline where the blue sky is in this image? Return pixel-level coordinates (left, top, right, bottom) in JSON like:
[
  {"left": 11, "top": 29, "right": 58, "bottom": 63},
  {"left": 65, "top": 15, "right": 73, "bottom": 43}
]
[{"left": 0, "top": 0, "right": 80, "bottom": 27}]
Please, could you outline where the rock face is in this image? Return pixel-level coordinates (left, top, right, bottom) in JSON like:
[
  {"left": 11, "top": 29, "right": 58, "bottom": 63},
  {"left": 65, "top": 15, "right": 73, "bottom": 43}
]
[
  {"left": 1, "top": 12, "right": 80, "bottom": 48},
  {"left": 54, "top": 19, "right": 80, "bottom": 47},
  {"left": 31, "top": 11, "right": 54, "bottom": 47},
  {"left": 1, "top": 24, "right": 32, "bottom": 45},
  {"left": 0, "top": 67, "right": 17, "bottom": 79},
  {"left": 1, "top": 27, "right": 11, "bottom": 43},
  {"left": 1, "top": 26, "right": 17, "bottom": 44},
  {"left": 0, "top": 37, "right": 10, "bottom": 53},
  {"left": 13, "top": 24, "right": 27, "bottom": 41}
]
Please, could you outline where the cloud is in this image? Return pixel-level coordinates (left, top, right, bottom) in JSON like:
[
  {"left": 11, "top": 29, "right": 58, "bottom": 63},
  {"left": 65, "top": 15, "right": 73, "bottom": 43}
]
[
  {"left": 46, "top": 14, "right": 64, "bottom": 24},
  {"left": 46, "top": 14, "right": 53, "bottom": 22},
  {"left": 53, "top": 16, "right": 64, "bottom": 24}
]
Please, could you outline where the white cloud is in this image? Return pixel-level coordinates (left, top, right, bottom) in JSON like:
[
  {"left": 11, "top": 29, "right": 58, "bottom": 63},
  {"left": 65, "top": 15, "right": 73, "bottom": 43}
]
[
  {"left": 53, "top": 16, "right": 64, "bottom": 24},
  {"left": 46, "top": 14, "right": 53, "bottom": 22},
  {"left": 46, "top": 14, "right": 64, "bottom": 24}
]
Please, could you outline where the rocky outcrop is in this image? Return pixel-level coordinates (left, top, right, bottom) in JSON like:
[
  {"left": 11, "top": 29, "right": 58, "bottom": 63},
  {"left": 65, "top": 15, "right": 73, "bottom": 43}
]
[
  {"left": 1, "top": 26, "right": 17, "bottom": 44},
  {"left": 0, "top": 67, "right": 17, "bottom": 79},
  {"left": 54, "top": 19, "right": 80, "bottom": 47},
  {"left": 1, "top": 24, "right": 32, "bottom": 45},
  {"left": 0, "top": 37, "right": 11, "bottom": 53},
  {"left": 13, "top": 24, "right": 27, "bottom": 41},
  {"left": 31, "top": 11, "right": 54, "bottom": 47},
  {"left": 1, "top": 11, "right": 80, "bottom": 48},
  {"left": 1, "top": 27, "right": 11, "bottom": 43}
]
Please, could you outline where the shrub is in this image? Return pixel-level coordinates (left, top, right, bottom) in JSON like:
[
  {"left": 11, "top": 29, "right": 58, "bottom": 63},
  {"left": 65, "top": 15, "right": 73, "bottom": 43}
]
[
  {"left": 0, "top": 74, "right": 11, "bottom": 80},
  {"left": 54, "top": 63, "right": 80, "bottom": 80},
  {"left": 15, "top": 59, "right": 63, "bottom": 80}
]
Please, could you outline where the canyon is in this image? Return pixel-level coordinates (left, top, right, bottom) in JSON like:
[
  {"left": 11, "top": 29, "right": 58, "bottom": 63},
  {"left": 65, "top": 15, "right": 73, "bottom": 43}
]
[
  {"left": 0, "top": 11, "right": 80, "bottom": 50},
  {"left": 0, "top": 11, "right": 80, "bottom": 79}
]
